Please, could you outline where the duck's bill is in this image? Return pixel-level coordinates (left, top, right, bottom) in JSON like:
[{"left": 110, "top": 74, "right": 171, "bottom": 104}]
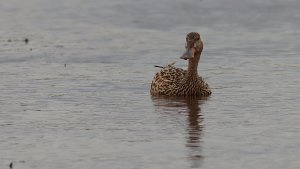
[{"left": 180, "top": 48, "right": 195, "bottom": 60}]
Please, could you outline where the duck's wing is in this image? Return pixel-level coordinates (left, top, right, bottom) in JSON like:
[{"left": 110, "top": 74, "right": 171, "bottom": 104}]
[
  {"left": 159, "top": 63, "right": 186, "bottom": 81},
  {"left": 150, "top": 64, "right": 187, "bottom": 95}
]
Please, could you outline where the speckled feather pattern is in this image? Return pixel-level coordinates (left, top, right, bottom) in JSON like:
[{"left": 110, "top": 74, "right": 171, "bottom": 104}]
[{"left": 150, "top": 63, "right": 211, "bottom": 96}]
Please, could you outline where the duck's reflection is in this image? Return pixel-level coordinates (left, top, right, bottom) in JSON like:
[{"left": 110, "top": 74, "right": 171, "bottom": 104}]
[{"left": 151, "top": 96, "right": 208, "bottom": 168}]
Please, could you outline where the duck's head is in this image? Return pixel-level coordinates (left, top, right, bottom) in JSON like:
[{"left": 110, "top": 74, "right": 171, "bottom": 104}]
[{"left": 180, "top": 32, "right": 203, "bottom": 60}]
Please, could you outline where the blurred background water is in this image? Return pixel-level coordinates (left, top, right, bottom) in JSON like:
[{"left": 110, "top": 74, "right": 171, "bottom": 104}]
[{"left": 0, "top": 0, "right": 300, "bottom": 168}]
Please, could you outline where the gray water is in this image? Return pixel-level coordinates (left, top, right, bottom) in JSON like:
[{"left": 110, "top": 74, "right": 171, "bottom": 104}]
[{"left": 1, "top": 0, "right": 300, "bottom": 168}]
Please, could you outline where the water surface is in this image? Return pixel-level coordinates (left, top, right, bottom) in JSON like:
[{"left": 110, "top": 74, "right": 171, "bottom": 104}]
[{"left": 1, "top": 0, "right": 300, "bottom": 168}]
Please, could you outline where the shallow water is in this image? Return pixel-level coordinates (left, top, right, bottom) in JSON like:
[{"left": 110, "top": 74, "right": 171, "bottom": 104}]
[{"left": 1, "top": 0, "right": 300, "bottom": 169}]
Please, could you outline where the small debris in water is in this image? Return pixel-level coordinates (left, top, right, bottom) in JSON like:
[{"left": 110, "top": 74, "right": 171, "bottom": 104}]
[
  {"left": 24, "top": 38, "right": 29, "bottom": 44},
  {"left": 9, "top": 162, "right": 13, "bottom": 169},
  {"left": 154, "top": 65, "right": 164, "bottom": 68}
]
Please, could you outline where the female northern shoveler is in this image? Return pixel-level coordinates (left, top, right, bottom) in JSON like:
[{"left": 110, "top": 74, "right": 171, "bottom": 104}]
[{"left": 150, "top": 32, "right": 211, "bottom": 96}]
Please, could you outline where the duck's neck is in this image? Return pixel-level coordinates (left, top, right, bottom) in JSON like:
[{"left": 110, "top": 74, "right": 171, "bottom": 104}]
[{"left": 187, "top": 51, "right": 201, "bottom": 78}]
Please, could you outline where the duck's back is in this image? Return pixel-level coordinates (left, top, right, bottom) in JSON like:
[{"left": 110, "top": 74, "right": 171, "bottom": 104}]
[{"left": 150, "top": 65, "right": 186, "bottom": 96}]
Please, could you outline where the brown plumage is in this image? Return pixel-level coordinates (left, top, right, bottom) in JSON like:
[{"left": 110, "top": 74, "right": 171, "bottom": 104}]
[{"left": 150, "top": 32, "right": 211, "bottom": 96}]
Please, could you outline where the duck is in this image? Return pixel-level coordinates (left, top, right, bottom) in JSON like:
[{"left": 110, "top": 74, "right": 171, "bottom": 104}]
[{"left": 150, "top": 32, "right": 211, "bottom": 96}]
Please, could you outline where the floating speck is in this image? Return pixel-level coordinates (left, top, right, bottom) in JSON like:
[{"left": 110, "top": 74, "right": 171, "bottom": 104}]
[{"left": 24, "top": 38, "right": 29, "bottom": 44}]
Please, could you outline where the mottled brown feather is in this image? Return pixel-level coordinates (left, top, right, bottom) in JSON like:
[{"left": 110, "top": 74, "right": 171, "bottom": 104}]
[{"left": 150, "top": 63, "right": 211, "bottom": 96}]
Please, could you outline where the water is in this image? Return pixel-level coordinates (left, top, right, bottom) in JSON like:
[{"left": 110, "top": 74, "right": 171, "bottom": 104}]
[{"left": 1, "top": 0, "right": 300, "bottom": 168}]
